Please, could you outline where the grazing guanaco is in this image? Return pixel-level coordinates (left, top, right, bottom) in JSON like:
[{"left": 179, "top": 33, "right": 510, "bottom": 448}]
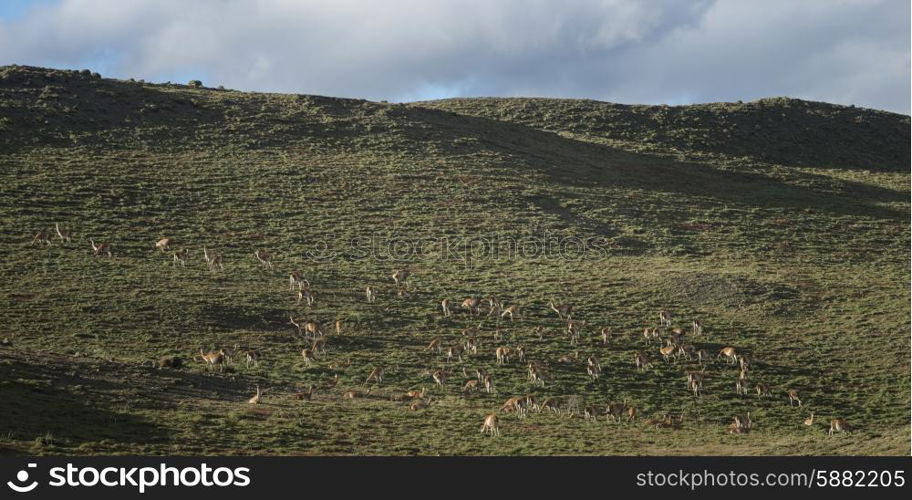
[
  {"left": 199, "top": 348, "right": 225, "bottom": 372},
  {"left": 55, "top": 223, "right": 71, "bottom": 243},
  {"left": 463, "top": 379, "right": 479, "bottom": 393},
  {"left": 755, "top": 383, "right": 773, "bottom": 398},
  {"left": 605, "top": 401, "right": 628, "bottom": 424},
  {"left": 463, "top": 338, "right": 479, "bottom": 355},
  {"left": 461, "top": 297, "right": 481, "bottom": 316},
  {"left": 90, "top": 239, "right": 112, "bottom": 257},
  {"left": 365, "top": 367, "right": 384, "bottom": 385},
  {"left": 692, "top": 319, "right": 703, "bottom": 336},
  {"left": 289, "top": 315, "right": 322, "bottom": 338},
  {"left": 548, "top": 300, "right": 573, "bottom": 320},
  {"left": 803, "top": 413, "right": 815, "bottom": 426},
  {"left": 32, "top": 231, "right": 51, "bottom": 246},
  {"left": 658, "top": 310, "right": 673, "bottom": 327},
  {"left": 659, "top": 344, "right": 677, "bottom": 363},
  {"left": 566, "top": 319, "right": 585, "bottom": 344},
  {"left": 155, "top": 238, "right": 171, "bottom": 252},
  {"left": 540, "top": 398, "right": 559, "bottom": 414},
  {"left": 676, "top": 344, "right": 694, "bottom": 361},
  {"left": 729, "top": 412, "right": 753, "bottom": 434},
  {"left": 172, "top": 248, "right": 190, "bottom": 267},
  {"left": 441, "top": 298, "right": 451, "bottom": 317},
  {"left": 311, "top": 338, "right": 326, "bottom": 354},
  {"left": 247, "top": 385, "right": 262, "bottom": 404},
  {"left": 502, "top": 396, "right": 528, "bottom": 418},
  {"left": 501, "top": 305, "right": 520, "bottom": 322},
  {"left": 828, "top": 418, "right": 849, "bottom": 435},
  {"left": 391, "top": 269, "right": 410, "bottom": 288},
  {"left": 254, "top": 250, "right": 274, "bottom": 269},
  {"left": 289, "top": 271, "right": 309, "bottom": 290},
  {"left": 495, "top": 346, "right": 511, "bottom": 365},
  {"left": 292, "top": 384, "right": 316, "bottom": 401},
  {"left": 634, "top": 351, "right": 653, "bottom": 371},
  {"left": 365, "top": 286, "right": 377, "bottom": 303},
  {"left": 296, "top": 288, "right": 315, "bottom": 306},
  {"left": 787, "top": 389, "right": 802, "bottom": 407},
  {"left": 719, "top": 346, "right": 738, "bottom": 364},
  {"left": 481, "top": 414, "right": 499, "bottom": 436},
  {"left": 300, "top": 348, "right": 316, "bottom": 366},
  {"left": 527, "top": 361, "right": 545, "bottom": 386},
  {"left": 426, "top": 337, "right": 442, "bottom": 352},
  {"left": 696, "top": 348, "right": 709, "bottom": 365},
  {"left": 583, "top": 405, "right": 598, "bottom": 421}
]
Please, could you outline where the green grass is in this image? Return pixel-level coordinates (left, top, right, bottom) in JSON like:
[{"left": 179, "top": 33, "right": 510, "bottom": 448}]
[{"left": 0, "top": 65, "right": 908, "bottom": 455}]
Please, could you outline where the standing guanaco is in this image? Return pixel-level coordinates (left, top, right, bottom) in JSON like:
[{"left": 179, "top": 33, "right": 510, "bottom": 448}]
[
  {"left": 461, "top": 297, "right": 481, "bottom": 316},
  {"left": 199, "top": 348, "right": 225, "bottom": 372},
  {"left": 548, "top": 300, "right": 573, "bottom": 320},
  {"left": 155, "top": 238, "right": 171, "bottom": 252},
  {"left": 495, "top": 346, "right": 511, "bottom": 365},
  {"left": 365, "top": 367, "right": 384, "bottom": 385},
  {"left": 301, "top": 348, "right": 316, "bottom": 366},
  {"left": 426, "top": 337, "right": 442, "bottom": 352},
  {"left": 719, "top": 346, "right": 738, "bottom": 364},
  {"left": 658, "top": 310, "right": 673, "bottom": 327},
  {"left": 90, "top": 239, "right": 112, "bottom": 257},
  {"left": 787, "top": 389, "right": 802, "bottom": 407},
  {"left": 392, "top": 269, "right": 410, "bottom": 288},
  {"left": 828, "top": 418, "right": 850, "bottom": 435},
  {"left": 289, "top": 271, "right": 309, "bottom": 290},
  {"left": 254, "top": 250, "right": 274, "bottom": 269},
  {"left": 365, "top": 286, "right": 377, "bottom": 303},
  {"left": 441, "top": 298, "right": 451, "bottom": 317},
  {"left": 172, "top": 248, "right": 190, "bottom": 267},
  {"left": 55, "top": 223, "right": 71, "bottom": 243},
  {"left": 501, "top": 305, "right": 520, "bottom": 322}
]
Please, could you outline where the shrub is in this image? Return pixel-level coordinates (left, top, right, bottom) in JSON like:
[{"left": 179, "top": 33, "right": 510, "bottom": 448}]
[{"left": 188, "top": 80, "right": 202, "bottom": 88}]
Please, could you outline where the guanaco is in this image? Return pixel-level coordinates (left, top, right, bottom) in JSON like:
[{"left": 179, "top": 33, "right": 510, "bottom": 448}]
[
  {"left": 600, "top": 327, "right": 612, "bottom": 345},
  {"left": 719, "top": 346, "right": 738, "bottom": 364},
  {"left": 736, "top": 371, "right": 749, "bottom": 396},
  {"left": 392, "top": 269, "right": 410, "bottom": 288},
  {"left": 155, "top": 238, "right": 171, "bottom": 252},
  {"left": 365, "top": 286, "right": 377, "bottom": 303},
  {"left": 787, "top": 390, "right": 802, "bottom": 407},
  {"left": 296, "top": 288, "right": 315, "bottom": 306},
  {"left": 692, "top": 319, "right": 703, "bottom": 336},
  {"left": 254, "top": 250, "right": 274, "bottom": 269},
  {"left": 755, "top": 383, "right": 773, "bottom": 398},
  {"left": 480, "top": 414, "right": 499, "bottom": 436},
  {"left": 202, "top": 246, "right": 222, "bottom": 271},
  {"left": 495, "top": 346, "right": 511, "bottom": 365},
  {"left": 32, "top": 231, "right": 51, "bottom": 246},
  {"left": 343, "top": 388, "right": 372, "bottom": 399},
  {"left": 90, "top": 239, "right": 112, "bottom": 257},
  {"left": 461, "top": 297, "right": 481, "bottom": 316},
  {"left": 244, "top": 349, "right": 260, "bottom": 369},
  {"left": 463, "top": 379, "right": 479, "bottom": 393},
  {"left": 247, "top": 385, "right": 263, "bottom": 405},
  {"left": 247, "top": 385, "right": 262, "bottom": 404},
  {"left": 548, "top": 300, "right": 573, "bottom": 320},
  {"left": 335, "top": 319, "right": 343, "bottom": 335},
  {"left": 289, "top": 315, "right": 322, "bottom": 338},
  {"left": 659, "top": 310, "right": 673, "bottom": 327},
  {"left": 55, "top": 223, "right": 71, "bottom": 243},
  {"left": 527, "top": 361, "right": 545, "bottom": 386},
  {"left": 172, "top": 248, "right": 190, "bottom": 267},
  {"left": 828, "top": 418, "right": 850, "bottom": 435},
  {"left": 410, "top": 399, "right": 430, "bottom": 411},
  {"left": 634, "top": 351, "right": 653, "bottom": 371},
  {"left": 643, "top": 327, "right": 659, "bottom": 345},
  {"left": 659, "top": 345, "right": 677, "bottom": 363},
  {"left": 199, "top": 348, "right": 225, "bottom": 372},
  {"left": 803, "top": 413, "right": 815, "bottom": 426},
  {"left": 301, "top": 348, "right": 316, "bottom": 366},
  {"left": 292, "top": 384, "right": 316, "bottom": 401},
  {"left": 426, "top": 337, "right": 442, "bottom": 352},
  {"left": 289, "top": 271, "right": 309, "bottom": 290},
  {"left": 540, "top": 398, "right": 559, "bottom": 413},
  {"left": 501, "top": 305, "right": 520, "bottom": 322},
  {"left": 446, "top": 345, "right": 463, "bottom": 363},
  {"left": 441, "top": 298, "right": 451, "bottom": 317},
  {"left": 432, "top": 368, "right": 448, "bottom": 387},
  {"left": 365, "top": 367, "right": 384, "bottom": 385},
  {"left": 483, "top": 374, "right": 494, "bottom": 393}
]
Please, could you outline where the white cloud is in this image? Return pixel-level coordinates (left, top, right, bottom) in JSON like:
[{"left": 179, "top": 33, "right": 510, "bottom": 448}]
[{"left": 0, "top": 0, "right": 907, "bottom": 112}]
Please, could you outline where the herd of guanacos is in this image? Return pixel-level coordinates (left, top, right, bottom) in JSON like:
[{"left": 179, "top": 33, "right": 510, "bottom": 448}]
[{"left": 30, "top": 226, "right": 853, "bottom": 438}]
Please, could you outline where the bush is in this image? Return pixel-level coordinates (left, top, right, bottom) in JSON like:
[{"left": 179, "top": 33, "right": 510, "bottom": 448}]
[{"left": 188, "top": 80, "right": 202, "bottom": 88}]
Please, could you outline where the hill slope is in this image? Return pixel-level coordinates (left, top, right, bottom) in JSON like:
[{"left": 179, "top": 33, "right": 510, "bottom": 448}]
[{"left": 0, "top": 65, "right": 909, "bottom": 455}]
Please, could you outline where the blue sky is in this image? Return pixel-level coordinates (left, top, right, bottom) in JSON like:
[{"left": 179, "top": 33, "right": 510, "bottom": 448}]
[{"left": 1, "top": 0, "right": 908, "bottom": 113}]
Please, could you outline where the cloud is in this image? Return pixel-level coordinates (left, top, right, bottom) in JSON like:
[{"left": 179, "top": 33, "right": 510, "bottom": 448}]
[{"left": 0, "top": 0, "right": 908, "bottom": 113}]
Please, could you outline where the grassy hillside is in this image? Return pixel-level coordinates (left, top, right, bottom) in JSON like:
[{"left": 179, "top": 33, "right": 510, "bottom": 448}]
[{"left": 0, "top": 65, "right": 908, "bottom": 455}]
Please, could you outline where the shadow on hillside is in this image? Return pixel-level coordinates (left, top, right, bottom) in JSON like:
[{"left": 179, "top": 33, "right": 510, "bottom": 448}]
[{"left": 410, "top": 107, "right": 908, "bottom": 221}]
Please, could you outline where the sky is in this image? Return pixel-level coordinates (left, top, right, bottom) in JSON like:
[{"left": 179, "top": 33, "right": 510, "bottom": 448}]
[{"left": 0, "top": 0, "right": 909, "bottom": 113}]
